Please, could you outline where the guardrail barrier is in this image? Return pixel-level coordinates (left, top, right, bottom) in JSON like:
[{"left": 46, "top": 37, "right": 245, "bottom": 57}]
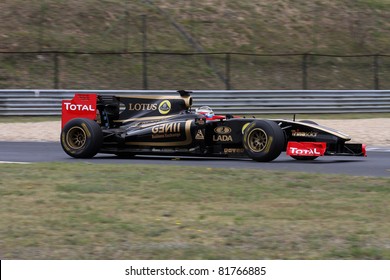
[{"left": 1, "top": 90, "right": 390, "bottom": 116}]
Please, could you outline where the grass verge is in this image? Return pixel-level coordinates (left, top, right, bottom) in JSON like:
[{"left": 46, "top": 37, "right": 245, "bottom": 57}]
[{"left": 1, "top": 162, "right": 389, "bottom": 259}]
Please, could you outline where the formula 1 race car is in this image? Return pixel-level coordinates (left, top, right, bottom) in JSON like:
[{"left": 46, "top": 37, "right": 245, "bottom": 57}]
[{"left": 60, "top": 90, "right": 366, "bottom": 162}]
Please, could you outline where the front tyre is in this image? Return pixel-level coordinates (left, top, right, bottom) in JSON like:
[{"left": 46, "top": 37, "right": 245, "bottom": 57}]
[
  {"left": 61, "top": 118, "right": 103, "bottom": 158},
  {"left": 243, "top": 120, "right": 285, "bottom": 162}
]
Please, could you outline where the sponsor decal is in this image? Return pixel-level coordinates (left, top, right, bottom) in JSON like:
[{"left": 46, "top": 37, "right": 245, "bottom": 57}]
[
  {"left": 214, "top": 126, "right": 232, "bottom": 135},
  {"left": 63, "top": 102, "right": 95, "bottom": 112},
  {"left": 195, "top": 130, "right": 205, "bottom": 140},
  {"left": 213, "top": 135, "right": 233, "bottom": 142},
  {"left": 61, "top": 94, "right": 97, "bottom": 128},
  {"left": 127, "top": 120, "right": 193, "bottom": 147},
  {"left": 224, "top": 148, "right": 245, "bottom": 154},
  {"left": 291, "top": 130, "right": 318, "bottom": 137},
  {"left": 128, "top": 103, "right": 157, "bottom": 111},
  {"left": 152, "top": 122, "right": 181, "bottom": 139},
  {"left": 287, "top": 142, "right": 326, "bottom": 156},
  {"left": 158, "top": 100, "right": 171, "bottom": 115}
]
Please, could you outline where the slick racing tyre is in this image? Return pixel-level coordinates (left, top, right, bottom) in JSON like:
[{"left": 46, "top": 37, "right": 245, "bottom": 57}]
[
  {"left": 61, "top": 118, "right": 103, "bottom": 158},
  {"left": 243, "top": 120, "right": 285, "bottom": 162}
]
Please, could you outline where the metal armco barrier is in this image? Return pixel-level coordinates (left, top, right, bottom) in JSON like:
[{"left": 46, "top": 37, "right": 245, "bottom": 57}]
[{"left": 1, "top": 90, "right": 390, "bottom": 116}]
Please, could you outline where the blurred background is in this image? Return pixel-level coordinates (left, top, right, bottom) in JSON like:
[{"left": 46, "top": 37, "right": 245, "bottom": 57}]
[{"left": 1, "top": 0, "right": 390, "bottom": 90}]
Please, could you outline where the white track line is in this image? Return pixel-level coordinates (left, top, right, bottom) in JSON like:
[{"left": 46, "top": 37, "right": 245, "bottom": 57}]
[
  {"left": 366, "top": 147, "right": 390, "bottom": 152},
  {"left": 0, "top": 161, "right": 31, "bottom": 164}
]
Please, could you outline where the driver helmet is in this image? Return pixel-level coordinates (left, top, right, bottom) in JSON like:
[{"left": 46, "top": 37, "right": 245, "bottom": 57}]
[{"left": 195, "top": 106, "right": 214, "bottom": 118}]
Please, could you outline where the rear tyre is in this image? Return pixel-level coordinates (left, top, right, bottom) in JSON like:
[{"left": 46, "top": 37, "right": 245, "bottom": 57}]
[
  {"left": 243, "top": 120, "right": 284, "bottom": 162},
  {"left": 61, "top": 118, "right": 103, "bottom": 158}
]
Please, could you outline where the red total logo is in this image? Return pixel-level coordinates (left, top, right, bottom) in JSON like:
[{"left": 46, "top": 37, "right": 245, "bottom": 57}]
[
  {"left": 61, "top": 93, "right": 98, "bottom": 128},
  {"left": 287, "top": 142, "right": 326, "bottom": 156},
  {"left": 289, "top": 147, "right": 322, "bottom": 156},
  {"left": 63, "top": 102, "right": 95, "bottom": 111}
]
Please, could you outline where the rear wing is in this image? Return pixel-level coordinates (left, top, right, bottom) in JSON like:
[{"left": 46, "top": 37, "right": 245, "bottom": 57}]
[
  {"left": 61, "top": 90, "right": 193, "bottom": 128},
  {"left": 62, "top": 94, "right": 97, "bottom": 128}
]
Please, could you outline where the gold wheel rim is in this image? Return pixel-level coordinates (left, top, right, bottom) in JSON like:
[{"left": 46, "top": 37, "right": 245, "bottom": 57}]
[
  {"left": 66, "top": 126, "right": 87, "bottom": 150},
  {"left": 248, "top": 128, "right": 267, "bottom": 152}
]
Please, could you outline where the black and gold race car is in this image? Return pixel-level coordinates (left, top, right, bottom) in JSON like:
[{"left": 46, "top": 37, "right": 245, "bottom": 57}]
[{"left": 60, "top": 90, "right": 366, "bottom": 162}]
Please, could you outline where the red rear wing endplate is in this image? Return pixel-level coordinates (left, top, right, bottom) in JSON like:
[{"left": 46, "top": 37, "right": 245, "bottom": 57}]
[{"left": 61, "top": 94, "right": 97, "bottom": 128}]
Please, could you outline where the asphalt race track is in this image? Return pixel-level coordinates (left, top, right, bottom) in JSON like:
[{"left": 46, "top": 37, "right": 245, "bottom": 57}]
[{"left": 1, "top": 141, "right": 389, "bottom": 177}]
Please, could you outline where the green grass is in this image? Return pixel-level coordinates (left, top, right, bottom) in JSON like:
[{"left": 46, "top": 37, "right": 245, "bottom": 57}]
[{"left": 0, "top": 163, "right": 389, "bottom": 259}]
